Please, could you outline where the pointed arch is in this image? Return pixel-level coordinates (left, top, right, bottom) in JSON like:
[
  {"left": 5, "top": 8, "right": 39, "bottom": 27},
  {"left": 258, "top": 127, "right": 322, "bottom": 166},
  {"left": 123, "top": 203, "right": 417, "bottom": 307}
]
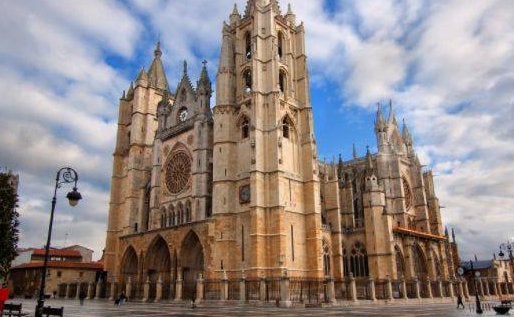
[
  {"left": 245, "top": 31, "right": 252, "bottom": 59},
  {"left": 412, "top": 243, "right": 428, "bottom": 279},
  {"left": 281, "top": 114, "right": 296, "bottom": 139},
  {"left": 237, "top": 113, "right": 251, "bottom": 139},
  {"left": 179, "top": 230, "right": 205, "bottom": 299},
  {"left": 144, "top": 235, "right": 171, "bottom": 299},
  {"left": 242, "top": 68, "right": 252, "bottom": 93},
  {"left": 279, "top": 69, "right": 286, "bottom": 93},
  {"left": 120, "top": 245, "right": 138, "bottom": 283},
  {"left": 278, "top": 31, "right": 284, "bottom": 58},
  {"left": 322, "top": 239, "right": 332, "bottom": 277}
]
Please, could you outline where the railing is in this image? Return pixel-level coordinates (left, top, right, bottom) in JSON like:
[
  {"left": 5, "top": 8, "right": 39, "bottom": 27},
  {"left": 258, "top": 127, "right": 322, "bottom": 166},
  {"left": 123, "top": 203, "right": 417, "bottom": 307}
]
[
  {"left": 245, "top": 279, "right": 260, "bottom": 301},
  {"left": 355, "top": 278, "right": 369, "bottom": 300},
  {"left": 391, "top": 280, "right": 402, "bottom": 298},
  {"left": 228, "top": 280, "right": 240, "bottom": 300},
  {"left": 375, "top": 279, "right": 388, "bottom": 300},
  {"left": 264, "top": 278, "right": 280, "bottom": 302},
  {"left": 204, "top": 279, "right": 221, "bottom": 300}
]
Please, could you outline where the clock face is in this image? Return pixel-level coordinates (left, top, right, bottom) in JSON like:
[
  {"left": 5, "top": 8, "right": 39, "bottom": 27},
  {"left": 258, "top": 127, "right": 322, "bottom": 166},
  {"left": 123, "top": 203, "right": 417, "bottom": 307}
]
[
  {"left": 457, "top": 267, "right": 464, "bottom": 276},
  {"left": 239, "top": 185, "right": 250, "bottom": 203},
  {"left": 179, "top": 108, "right": 188, "bottom": 122}
]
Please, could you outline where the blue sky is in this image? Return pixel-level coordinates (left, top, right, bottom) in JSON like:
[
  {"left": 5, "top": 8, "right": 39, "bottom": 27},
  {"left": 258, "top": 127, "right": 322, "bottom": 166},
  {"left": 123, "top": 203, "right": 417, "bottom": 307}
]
[{"left": 0, "top": 0, "right": 513, "bottom": 262}]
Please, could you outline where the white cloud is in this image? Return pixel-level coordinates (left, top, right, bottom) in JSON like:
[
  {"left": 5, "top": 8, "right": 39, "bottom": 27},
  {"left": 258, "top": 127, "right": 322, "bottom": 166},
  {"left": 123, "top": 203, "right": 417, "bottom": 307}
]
[{"left": 1, "top": 0, "right": 513, "bottom": 262}]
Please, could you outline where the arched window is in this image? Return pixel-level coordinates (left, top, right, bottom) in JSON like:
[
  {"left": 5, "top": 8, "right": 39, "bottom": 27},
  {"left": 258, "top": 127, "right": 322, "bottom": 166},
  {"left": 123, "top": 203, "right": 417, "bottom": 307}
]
[
  {"left": 352, "top": 175, "right": 365, "bottom": 228},
  {"left": 343, "top": 241, "right": 369, "bottom": 277},
  {"left": 243, "top": 69, "right": 252, "bottom": 93},
  {"left": 278, "top": 31, "right": 284, "bottom": 58},
  {"left": 282, "top": 117, "right": 290, "bottom": 139},
  {"left": 279, "top": 70, "right": 286, "bottom": 93},
  {"left": 169, "top": 205, "right": 175, "bottom": 226},
  {"left": 177, "top": 203, "right": 183, "bottom": 224},
  {"left": 245, "top": 32, "right": 252, "bottom": 59},
  {"left": 171, "top": 211, "right": 175, "bottom": 226},
  {"left": 186, "top": 201, "right": 191, "bottom": 223},
  {"left": 241, "top": 118, "right": 249, "bottom": 139},
  {"left": 323, "top": 240, "right": 331, "bottom": 277}
]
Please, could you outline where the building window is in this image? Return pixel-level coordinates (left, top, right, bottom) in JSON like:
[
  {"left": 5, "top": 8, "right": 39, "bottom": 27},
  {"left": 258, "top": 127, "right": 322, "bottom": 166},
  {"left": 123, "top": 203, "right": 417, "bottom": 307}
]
[
  {"left": 278, "top": 31, "right": 284, "bottom": 58},
  {"left": 343, "top": 241, "right": 369, "bottom": 277},
  {"left": 79, "top": 272, "right": 83, "bottom": 278},
  {"left": 241, "top": 118, "right": 249, "bottom": 139},
  {"left": 134, "top": 222, "right": 138, "bottom": 232},
  {"left": 243, "top": 69, "right": 252, "bottom": 93},
  {"left": 279, "top": 70, "right": 286, "bottom": 93},
  {"left": 245, "top": 31, "right": 252, "bottom": 59},
  {"left": 282, "top": 117, "right": 290, "bottom": 139},
  {"left": 323, "top": 240, "right": 331, "bottom": 277},
  {"left": 57, "top": 271, "right": 62, "bottom": 278}
]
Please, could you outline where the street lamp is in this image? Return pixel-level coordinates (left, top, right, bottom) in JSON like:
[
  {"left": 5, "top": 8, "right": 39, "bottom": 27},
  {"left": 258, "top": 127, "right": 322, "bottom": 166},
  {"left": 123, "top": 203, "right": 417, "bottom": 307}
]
[
  {"left": 35, "top": 167, "right": 82, "bottom": 317},
  {"left": 469, "top": 260, "right": 483, "bottom": 314}
]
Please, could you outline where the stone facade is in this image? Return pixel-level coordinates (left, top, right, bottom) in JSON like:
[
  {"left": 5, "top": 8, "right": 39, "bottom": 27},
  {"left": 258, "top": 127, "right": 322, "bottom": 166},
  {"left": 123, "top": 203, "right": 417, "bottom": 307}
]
[{"left": 103, "top": 0, "right": 471, "bottom": 304}]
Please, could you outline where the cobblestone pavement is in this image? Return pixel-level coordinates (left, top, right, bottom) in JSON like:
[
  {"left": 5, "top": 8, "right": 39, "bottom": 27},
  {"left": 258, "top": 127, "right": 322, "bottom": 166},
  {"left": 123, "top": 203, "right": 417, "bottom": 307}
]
[{"left": 4, "top": 298, "right": 508, "bottom": 317}]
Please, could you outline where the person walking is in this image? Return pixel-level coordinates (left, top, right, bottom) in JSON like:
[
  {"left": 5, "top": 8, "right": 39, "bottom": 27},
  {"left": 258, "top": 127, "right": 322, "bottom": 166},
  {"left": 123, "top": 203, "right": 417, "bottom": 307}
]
[{"left": 456, "top": 294, "right": 465, "bottom": 309}]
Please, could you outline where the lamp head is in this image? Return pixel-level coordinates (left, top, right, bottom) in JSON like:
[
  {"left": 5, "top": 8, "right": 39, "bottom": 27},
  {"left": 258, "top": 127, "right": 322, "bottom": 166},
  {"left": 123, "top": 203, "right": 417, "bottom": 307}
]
[
  {"left": 499, "top": 250, "right": 505, "bottom": 257},
  {"left": 66, "top": 187, "right": 82, "bottom": 207}
]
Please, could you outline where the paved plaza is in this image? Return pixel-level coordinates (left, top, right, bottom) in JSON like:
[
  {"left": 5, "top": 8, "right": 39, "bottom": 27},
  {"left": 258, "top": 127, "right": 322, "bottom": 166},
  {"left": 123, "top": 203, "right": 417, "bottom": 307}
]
[{"left": 4, "top": 298, "right": 510, "bottom": 317}]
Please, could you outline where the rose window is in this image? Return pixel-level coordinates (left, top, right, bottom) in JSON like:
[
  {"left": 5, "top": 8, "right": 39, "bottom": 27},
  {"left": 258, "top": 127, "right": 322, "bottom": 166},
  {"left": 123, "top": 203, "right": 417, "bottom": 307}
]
[{"left": 165, "top": 151, "right": 191, "bottom": 194}]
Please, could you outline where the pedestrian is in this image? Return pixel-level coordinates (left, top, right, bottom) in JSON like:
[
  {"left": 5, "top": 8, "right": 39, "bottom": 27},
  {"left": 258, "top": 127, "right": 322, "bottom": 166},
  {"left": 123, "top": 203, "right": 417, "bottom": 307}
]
[
  {"left": 79, "top": 290, "right": 86, "bottom": 306},
  {"left": 456, "top": 294, "right": 465, "bottom": 309},
  {"left": 119, "top": 292, "right": 127, "bottom": 305}
]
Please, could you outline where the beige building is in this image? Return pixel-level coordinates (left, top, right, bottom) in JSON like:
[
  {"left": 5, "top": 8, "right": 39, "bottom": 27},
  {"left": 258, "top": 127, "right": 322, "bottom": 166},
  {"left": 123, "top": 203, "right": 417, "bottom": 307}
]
[{"left": 102, "top": 0, "right": 490, "bottom": 304}]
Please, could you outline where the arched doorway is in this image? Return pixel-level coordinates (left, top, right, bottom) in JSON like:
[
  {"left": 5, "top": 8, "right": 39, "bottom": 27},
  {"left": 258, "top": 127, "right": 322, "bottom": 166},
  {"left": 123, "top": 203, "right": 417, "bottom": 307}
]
[
  {"left": 180, "top": 231, "right": 204, "bottom": 300},
  {"left": 120, "top": 246, "right": 138, "bottom": 298},
  {"left": 394, "top": 245, "right": 406, "bottom": 279},
  {"left": 145, "top": 236, "right": 171, "bottom": 300}
]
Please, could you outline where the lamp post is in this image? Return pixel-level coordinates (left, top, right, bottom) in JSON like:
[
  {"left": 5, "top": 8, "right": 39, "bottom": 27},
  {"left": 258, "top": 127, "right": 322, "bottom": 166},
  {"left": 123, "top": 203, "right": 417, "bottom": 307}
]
[
  {"left": 35, "top": 167, "right": 82, "bottom": 317},
  {"left": 469, "top": 260, "right": 483, "bottom": 314}
]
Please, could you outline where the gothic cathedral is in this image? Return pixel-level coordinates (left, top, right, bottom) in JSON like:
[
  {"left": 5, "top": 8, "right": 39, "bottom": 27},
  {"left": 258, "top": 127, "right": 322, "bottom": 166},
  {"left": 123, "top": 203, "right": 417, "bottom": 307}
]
[{"left": 104, "top": 0, "right": 460, "bottom": 302}]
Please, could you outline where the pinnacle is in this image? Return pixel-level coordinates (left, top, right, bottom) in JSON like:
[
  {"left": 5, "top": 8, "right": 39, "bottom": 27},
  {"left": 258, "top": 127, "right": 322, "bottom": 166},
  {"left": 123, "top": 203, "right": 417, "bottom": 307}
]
[
  {"left": 231, "top": 3, "right": 239, "bottom": 15},
  {"left": 154, "top": 41, "right": 162, "bottom": 58}
]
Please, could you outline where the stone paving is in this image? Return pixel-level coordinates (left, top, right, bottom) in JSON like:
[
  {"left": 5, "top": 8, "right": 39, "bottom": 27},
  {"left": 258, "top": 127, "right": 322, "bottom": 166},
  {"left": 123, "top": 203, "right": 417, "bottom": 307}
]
[{"left": 4, "top": 298, "right": 510, "bottom": 317}]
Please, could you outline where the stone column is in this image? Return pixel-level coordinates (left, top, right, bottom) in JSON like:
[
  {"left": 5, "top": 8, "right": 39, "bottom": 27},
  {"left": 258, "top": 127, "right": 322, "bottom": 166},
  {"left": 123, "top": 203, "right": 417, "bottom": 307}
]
[
  {"left": 76, "top": 283, "right": 81, "bottom": 299},
  {"left": 65, "top": 283, "right": 70, "bottom": 299},
  {"left": 175, "top": 269, "right": 183, "bottom": 301},
  {"left": 448, "top": 279, "right": 455, "bottom": 298},
  {"left": 125, "top": 277, "right": 132, "bottom": 300},
  {"left": 95, "top": 281, "right": 102, "bottom": 299},
  {"left": 368, "top": 278, "right": 376, "bottom": 301},
  {"left": 221, "top": 271, "right": 229, "bottom": 301},
  {"left": 87, "top": 282, "right": 93, "bottom": 299},
  {"left": 142, "top": 277, "right": 150, "bottom": 302},
  {"left": 279, "top": 270, "right": 292, "bottom": 307},
  {"left": 386, "top": 277, "right": 394, "bottom": 301},
  {"left": 400, "top": 278, "right": 408, "bottom": 299},
  {"left": 425, "top": 278, "right": 432, "bottom": 298},
  {"left": 437, "top": 279, "right": 443, "bottom": 298},
  {"left": 155, "top": 275, "right": 163, "bottom": 302},
  {"left": 259, "top": 277, "right": 266, "bottom": 302},
  {"left": 414, "top": 278, "right": 420, "bottom": 299},
  {"left": 483, "top": 279, "right": 490, "bottom": 296},
  {"left": 458, "top": 279, "right": 464, "bottom": 297},
  {"left": 240, "top": 274, "right": 246, "bottom": 302},
  {"left": 109, "top": 280, "right": 117, "bottom": 301},
  {"left": 462, "top": 279, "right": 469, "bottom": 299},
  {"left": 349, "top": 274, "right": 357, "bottom": 302},
  {"left": 326, "top": 277, "right": 336, "bottom": 304},
  {"left": 196, "top": 273, "right": 204, "bottom": 302}
]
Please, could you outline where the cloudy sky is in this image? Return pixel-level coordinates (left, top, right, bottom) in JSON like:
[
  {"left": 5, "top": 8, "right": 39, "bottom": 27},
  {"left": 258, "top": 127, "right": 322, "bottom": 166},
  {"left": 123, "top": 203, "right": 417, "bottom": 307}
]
[{"left": 0, "top": 0, "right": 513, "bottom": 262}]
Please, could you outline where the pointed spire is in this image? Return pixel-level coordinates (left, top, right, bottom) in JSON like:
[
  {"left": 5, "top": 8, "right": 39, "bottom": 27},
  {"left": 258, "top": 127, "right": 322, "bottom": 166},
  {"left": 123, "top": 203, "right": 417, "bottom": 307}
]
[
  {"left": 126, "top": 82, "right": 134, "bottom": 99},
  {"left": 444, "top": 226, "right": 449, "bottom": 238},
  {"left": 388, "top": 99, "right": 397, "bottom": 125},
  {"left": 285, "top": 3, "right": 296, "bottom": 26},
  {"left": 287, "top": 3, "right": 293, "bottom": 14},
  {"left": 136, "top": 67, "right": 147, "bottom": 80},
  {"left": 121, "top": 90, "right": 126, "bottom": 100},
  {"left": 230, "top": 3, "right": 241, "bottom": 24},
  {"left": 375, "top": 102, "right": 386, "bottom": 133},
  {"left": 198, "top": 60, "right": 212, "bottom": 94},
  {"left": 365, "top": 146, "right": 374, "bottom": 176},
  {"left": 352, "top": 143, "right": 357, "bottom": 159},
  {"left": 148, "top": 41, "right": 169, "bottom": 90},
  {"left": 338, "top": 153, "right": 343, "bottom": 165},
  {"left": 451, "top": 228, "right": 456, "bottom": 243},
  {"left": 402, "top": 118, "right": 413, "bottom": 146}
]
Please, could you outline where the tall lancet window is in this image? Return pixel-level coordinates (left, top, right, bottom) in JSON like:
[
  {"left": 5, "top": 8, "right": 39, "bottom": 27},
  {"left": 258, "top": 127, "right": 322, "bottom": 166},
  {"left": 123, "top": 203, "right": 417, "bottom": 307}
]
[
  {"left": 278, "top": 31, "right": 284, "bottom": 58},
  {"left": 279, "top": 70, "right": 286, "bottom": 93},
  {"left": 245, "top": 32, "right": 252, "bottom": 59},
  {"left": 282, "top": 117, "right": 290, "bottom": 139},
  {"left": 243, "top": 69, "right": 252, "bottom": 93},
  {"left": 241, "top": 118, "right": 249, "bottom": 139}
]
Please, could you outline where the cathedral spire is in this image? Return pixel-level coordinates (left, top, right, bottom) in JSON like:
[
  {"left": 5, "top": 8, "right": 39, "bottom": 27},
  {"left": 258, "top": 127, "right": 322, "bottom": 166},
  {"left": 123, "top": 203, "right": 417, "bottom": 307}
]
[
  {"left": 451, "top": 227, "right": 456, "bottom": 243},
  {"left": 402, "top": 119, "right": 413, "bottom": 146},
  {"left": 387, "top": 99, "right": 397, "bottom": 126},
  {"left": 352, "top": 143, "right": 357, "bottom": 159},
  {"left": 365, "top": 146, "right": 374, "bottom": 176},
  {"left": 374, "top": 102, "right": 386, "bottom": 133},
  {"left": 148, "top": 41, "right": 169, "bottom": 91},
  {"left": 230, "top": 3, "right": 241, "bottom": 24},
  {"left": 285, "top": 3, "right": 296, "bottom": 26},
  {"left": 198, "top": 60, "right": 212, "bottom": 95}
]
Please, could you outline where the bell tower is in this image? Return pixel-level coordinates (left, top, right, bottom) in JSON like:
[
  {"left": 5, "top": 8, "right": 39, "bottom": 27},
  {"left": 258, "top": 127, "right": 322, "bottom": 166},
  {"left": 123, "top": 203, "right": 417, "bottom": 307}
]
[{"left": 211, "top": 0, "right": 323, "bottom": 278}]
